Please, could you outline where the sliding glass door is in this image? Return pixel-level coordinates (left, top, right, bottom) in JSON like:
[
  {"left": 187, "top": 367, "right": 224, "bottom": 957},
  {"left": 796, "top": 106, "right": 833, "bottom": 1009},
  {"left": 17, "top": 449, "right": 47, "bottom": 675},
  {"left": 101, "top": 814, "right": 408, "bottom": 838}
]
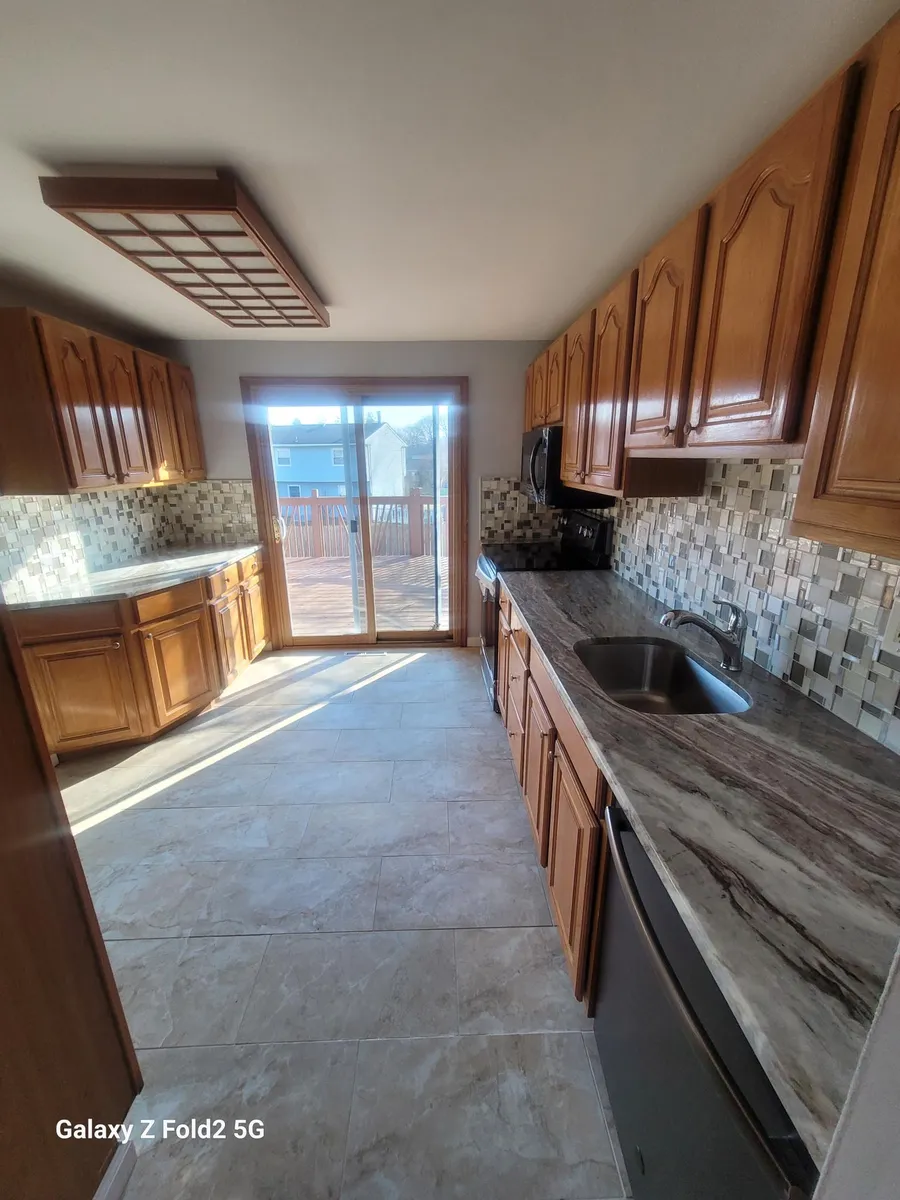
[{"left": 252, "top": 384, "right": 459, "bottom": 645}]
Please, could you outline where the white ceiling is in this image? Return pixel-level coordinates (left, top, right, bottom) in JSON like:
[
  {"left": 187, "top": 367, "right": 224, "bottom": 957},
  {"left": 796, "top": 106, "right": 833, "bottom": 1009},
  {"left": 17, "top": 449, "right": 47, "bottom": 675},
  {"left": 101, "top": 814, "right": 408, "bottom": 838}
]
[{"left": 1, "top": 0, "right": 896, "bottom": 341}]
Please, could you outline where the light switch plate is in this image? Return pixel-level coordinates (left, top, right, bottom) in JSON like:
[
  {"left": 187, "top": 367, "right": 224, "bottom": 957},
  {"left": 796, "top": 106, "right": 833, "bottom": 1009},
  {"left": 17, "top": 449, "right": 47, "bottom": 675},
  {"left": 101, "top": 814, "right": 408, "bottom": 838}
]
[{"left": 883, "top": 594, "right": 900, "bottom": 655}]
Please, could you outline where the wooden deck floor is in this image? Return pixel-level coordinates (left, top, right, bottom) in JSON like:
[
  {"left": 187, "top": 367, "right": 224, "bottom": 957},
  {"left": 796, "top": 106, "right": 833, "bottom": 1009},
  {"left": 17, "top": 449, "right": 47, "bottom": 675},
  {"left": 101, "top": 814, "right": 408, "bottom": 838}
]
[{"left": 285, "top": 554, "right": 450, "bottom": 636}]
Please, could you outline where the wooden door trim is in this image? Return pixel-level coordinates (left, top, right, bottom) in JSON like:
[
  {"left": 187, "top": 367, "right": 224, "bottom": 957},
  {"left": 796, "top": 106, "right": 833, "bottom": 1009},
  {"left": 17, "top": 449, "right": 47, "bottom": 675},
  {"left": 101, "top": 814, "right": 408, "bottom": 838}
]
[{"left": 240, "top": 376, "right": 469, "bottom": 648}]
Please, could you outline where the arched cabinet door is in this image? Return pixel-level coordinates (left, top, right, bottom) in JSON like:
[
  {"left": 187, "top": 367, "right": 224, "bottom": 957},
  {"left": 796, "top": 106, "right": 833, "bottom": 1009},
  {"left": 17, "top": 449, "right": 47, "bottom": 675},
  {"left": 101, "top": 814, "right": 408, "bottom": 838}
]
[
  {"left": 93, "top": 336, "right": 153, "bottom": 485},
  {"left": 35, "top": 315, "right": 117, "bottom": 489},
  {"left": 686, "top": 67, "right": 856, "bottom": 450},
  {"left": 560, "top": 308, "right": 595, "bottom": 484},
  {"left": 793, "top": 19, "right": 900, "bottom": 556},
  {"left": 582, "top": 272, "right": 637, "bottom": 492},
  {"left": 626, "top": 206, "right": 709, "bottom": 451}
]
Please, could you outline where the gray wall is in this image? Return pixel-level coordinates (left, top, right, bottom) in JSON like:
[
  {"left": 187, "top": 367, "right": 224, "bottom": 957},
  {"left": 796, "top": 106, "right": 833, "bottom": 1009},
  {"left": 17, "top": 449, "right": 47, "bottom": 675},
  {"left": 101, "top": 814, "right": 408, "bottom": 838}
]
[
  {"left": 815, "top": 943, "right": 900, "bottom": 1199},
  {"left": 174, "top": 340, "right": 542, "bottom": 636}
]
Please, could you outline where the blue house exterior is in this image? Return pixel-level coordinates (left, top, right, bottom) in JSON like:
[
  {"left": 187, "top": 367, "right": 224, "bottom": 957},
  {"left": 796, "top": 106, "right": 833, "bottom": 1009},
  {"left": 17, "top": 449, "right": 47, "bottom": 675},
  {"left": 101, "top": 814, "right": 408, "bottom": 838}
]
[
  {"left": 273, "top": 443, "right": 350, "bottom": 498},
  {"left": 271, "top": 422, "right": 407, "bottom": 499}
]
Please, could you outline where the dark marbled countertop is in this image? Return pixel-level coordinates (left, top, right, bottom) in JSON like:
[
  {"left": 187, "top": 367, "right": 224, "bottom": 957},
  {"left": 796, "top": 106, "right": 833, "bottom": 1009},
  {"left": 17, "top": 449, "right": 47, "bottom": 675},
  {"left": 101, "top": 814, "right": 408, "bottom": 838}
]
[
  {"left": 498, "top": 568, "right": 900, "bottom": 1166},
  {"left": 5, "top": 545, "right": 262, "bottom": 610}
]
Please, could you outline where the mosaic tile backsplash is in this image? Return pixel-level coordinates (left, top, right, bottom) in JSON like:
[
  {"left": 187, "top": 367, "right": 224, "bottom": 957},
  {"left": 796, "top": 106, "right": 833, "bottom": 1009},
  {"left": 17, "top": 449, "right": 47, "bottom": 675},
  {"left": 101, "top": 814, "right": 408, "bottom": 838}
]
[
  {"left": 480, "top": 476, "right": 561, "bottom": 542},
  {"left": 0, "top": 481, "right": 259, "bottom": 604},
  {"left": 614, "top": 459, "right": 900, "bottom": 751}
]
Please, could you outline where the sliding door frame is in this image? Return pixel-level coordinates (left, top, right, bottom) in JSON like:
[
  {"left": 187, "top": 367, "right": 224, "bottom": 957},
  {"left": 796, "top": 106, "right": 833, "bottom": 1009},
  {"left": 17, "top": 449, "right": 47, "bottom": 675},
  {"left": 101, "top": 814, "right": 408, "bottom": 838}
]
[{"left": 241, "top": 376, "right": 468, "bottom": 649}]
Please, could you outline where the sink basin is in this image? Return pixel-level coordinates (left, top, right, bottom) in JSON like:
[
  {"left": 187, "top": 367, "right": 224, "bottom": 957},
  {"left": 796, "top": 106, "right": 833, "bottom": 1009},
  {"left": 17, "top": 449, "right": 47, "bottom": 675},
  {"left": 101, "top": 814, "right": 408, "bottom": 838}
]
[{"left": 574, "top": 637, "right": 751, "bottom": 715}]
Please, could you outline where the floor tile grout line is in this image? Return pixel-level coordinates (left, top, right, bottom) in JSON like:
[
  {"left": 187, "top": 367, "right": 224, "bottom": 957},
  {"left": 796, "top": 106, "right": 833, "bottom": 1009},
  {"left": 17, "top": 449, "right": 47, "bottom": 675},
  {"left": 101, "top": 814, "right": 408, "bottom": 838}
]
[
  {"left": 582, "top": 1031, "right": 629, "bottom": 1199},
  {"left": 230, "top": 933, "right": 272, "bottom": 1047},
  {"left": 452, "top": 927, "right": 461, "bottom": 1037},
  {"left": 337, "top": 1039, "right": 362, "bottom": 1200},
  {"left": 129, "top": 1026, "right": 600, "bottom": 1052},
  {"left": 103, "top": 921, "right": 558, "bottom": 943}
]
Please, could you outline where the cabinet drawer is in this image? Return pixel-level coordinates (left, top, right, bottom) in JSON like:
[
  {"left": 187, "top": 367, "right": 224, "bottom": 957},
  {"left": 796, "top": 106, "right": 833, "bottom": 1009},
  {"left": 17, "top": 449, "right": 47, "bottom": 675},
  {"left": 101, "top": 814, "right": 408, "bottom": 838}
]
[
  {"left": 207, "top": 563, "right": 241, "bottom": 599},
  {"left": 507, "top": 636, "right": 529, "bottom": 722},
  {"left": 239, "top": 552, "right": 261, "bottom": 580},
  {"left": 133, "top": 578, "right": 206, "bottom": 625},
  {"left": 12, "top": 601, "right": 123, "bottom": 644},
  {"left": 509, "top": 606, "right": 530, "bottom": 663}
]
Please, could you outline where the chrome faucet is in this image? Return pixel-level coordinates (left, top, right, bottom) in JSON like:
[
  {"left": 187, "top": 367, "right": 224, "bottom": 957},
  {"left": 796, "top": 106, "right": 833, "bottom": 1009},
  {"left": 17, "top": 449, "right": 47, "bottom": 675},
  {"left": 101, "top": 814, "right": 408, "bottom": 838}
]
[{"left": 659, "top": 599, "right": 747, "bottom": 673}]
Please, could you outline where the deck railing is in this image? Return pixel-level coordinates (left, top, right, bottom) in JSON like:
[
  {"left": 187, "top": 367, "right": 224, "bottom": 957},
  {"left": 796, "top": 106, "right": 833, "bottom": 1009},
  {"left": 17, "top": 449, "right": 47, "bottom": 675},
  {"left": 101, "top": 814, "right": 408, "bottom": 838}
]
[{"left": 279, "top": 488, "right": 448, "bottom": 559}]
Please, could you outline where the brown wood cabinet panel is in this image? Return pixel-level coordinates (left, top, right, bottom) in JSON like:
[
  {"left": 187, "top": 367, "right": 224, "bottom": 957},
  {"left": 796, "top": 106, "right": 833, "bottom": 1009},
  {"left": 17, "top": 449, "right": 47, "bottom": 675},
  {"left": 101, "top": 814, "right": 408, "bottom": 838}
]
[
  {"left": 240, "top": 551, "right": 262, "bottom": 580},
  {"left": 560, "top": 308, "right": 595, "bottom": 484},
  {"left": 529, "top": 649, "right": 601, "bottom": 806},
  {"left": 522, "top": 677, "right": 556, "bottom": 866},
  {"left": 506, "top": 634, "right": 529, "bottom": 727},
  {"left": 207, "top": 562, "right": 242, "bottom": 599},
  {"left": 627, "top": 207, "right": 710, "bottom": 450},
  {"left": 497, "top": 609, "right": 511, "bottom": 721},
  {"left": 531, "top": 350, "right": 549, "bottom": 428},
  {"left": 93, "top": 336, "right": 153, "bottom": 485},
  {"left": 242, "top": 571, "right": 269, "bottom": 660},
  {"left": 687, "top": 69, "right": 856, "bottom": 449},
  {"left": 168, "top": 360, "right": 206, "bottom": 481},
  {"left": 545, "top": 332, "right": 566, "bottom": 424},
  {"left": 139, "top": 606, "right": 218, "bottom": 728},
  {"left": 137, "top": 349, "right": 184, "bottom": 481},
  {"left": 34, "top": 316, "right": 117, "bottom": 489},
  {"left": 13, "top": 601, "right": 122, "bottom": 644},
  {"left": 132, "top": 578, "right": 207, "bottom": 625},
  {"left": 1, "top": 608, "right": 139, "bottom": 1200},
  {"left": 505, "top": 688, "right": 526, "bottom": 784},
  {"left": 523, "top": 363, "right": 534, "bottom": 433},
  {"left": 793, "top": 22, "right": 900, "bottom": 555},
  {"left": 23, "top": 636, "right": 142, "bottom": 753},
  {"left": 582, "top": 272, "right": 638, "bottom": 491},
  {"left": 212, "top": 588, "right": 250, "bottom": 687},
  {"left": 547, "top": 740, "right": 600, "bottom": 998}
]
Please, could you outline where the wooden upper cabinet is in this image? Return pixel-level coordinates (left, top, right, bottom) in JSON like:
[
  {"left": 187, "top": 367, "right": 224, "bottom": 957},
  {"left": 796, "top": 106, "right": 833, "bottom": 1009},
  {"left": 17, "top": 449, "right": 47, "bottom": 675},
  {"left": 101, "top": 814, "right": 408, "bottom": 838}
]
[
  {"left": 547, "top": 740, "right": 600, "bottom": 998},
  {"left": 793, "top": 21, "right": 900, "bottom": 555},
  {"left": 560, "top": 308, "right": 595, "bottom": 484},
  {"left": 34, "top": 316, "right": 117, "bottom": 489},
  {"left": 530, "top": 350, "right": 549, "bottom": 428},
  {"left": 168, "top": 360, "right": 206, "bottom": 481},
  {"left": 686, "top": 68, "right": 857, "bottom": 450},
  {"left": 626, "top": 207, "right": 710, "bottom": 450},
  {"left": 544, "top": 332, "right": 566, "bottom": 424},
  {"left": 523, "top": 363, "right": 534, "bottom": 433},
  {"left": 93, "top": 336, "right": 153, "bottom": 485},
  {"left": 136, "top": 350, "right": 184, "bottom": 481},
  {"left": 582, "top": 272, "right": 638, "bottom": 490}
]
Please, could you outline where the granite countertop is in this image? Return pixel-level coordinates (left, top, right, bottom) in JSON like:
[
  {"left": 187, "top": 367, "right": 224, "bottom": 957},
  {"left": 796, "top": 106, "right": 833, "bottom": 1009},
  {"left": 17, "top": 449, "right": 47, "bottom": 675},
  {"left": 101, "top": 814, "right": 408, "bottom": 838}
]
[
  {"left": 498, "top": 568, "right": 900, "bottom": 1167},
  {"left": 5, "top": 545, "right": 262, "bottom": 610}
]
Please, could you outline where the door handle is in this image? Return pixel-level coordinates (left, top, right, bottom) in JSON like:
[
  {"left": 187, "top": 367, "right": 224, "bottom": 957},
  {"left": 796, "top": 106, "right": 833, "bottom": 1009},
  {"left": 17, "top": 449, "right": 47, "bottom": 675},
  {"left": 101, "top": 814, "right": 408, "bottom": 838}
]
[{"left": 272, "top": 515, "right": 282, "bottom": 544}]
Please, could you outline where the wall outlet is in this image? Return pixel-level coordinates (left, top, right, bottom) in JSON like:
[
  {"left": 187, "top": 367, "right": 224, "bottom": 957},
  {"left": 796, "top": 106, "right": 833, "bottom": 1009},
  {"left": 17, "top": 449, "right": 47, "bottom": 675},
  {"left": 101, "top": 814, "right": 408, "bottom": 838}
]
[{"left": 883, "top": 594, "right": 900, "bottom": 656}]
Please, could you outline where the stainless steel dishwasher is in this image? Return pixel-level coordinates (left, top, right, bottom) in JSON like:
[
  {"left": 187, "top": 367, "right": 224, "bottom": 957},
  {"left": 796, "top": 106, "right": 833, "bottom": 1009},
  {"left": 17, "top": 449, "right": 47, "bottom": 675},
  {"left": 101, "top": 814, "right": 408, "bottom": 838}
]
[{"left": 594, "top": 805, "right": 818, "bottom": 1200}]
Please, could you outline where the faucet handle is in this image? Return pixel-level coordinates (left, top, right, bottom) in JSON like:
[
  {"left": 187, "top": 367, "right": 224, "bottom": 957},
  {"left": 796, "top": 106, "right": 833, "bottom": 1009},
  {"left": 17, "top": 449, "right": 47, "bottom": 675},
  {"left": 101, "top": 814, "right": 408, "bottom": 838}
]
[{"left": 714, "top": 597, "right": 746, "bottom": 634}]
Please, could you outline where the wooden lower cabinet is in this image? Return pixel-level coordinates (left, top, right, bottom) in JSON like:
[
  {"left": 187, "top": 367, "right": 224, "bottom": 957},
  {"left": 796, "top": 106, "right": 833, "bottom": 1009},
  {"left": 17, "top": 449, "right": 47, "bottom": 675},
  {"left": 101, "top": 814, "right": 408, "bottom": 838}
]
[
  {"left": 139, "top": 606, "right": 219, "bottom": 728},
  {"left": 506, "top": 689, "right": 526, "bottom": 783},
  {"left": 547, "top": 740, "right": 601, "bottom": 999},
  {"left": 23, "top": 635, "right": 143, "bottom": 752},
  {"left": 496, "top": 610, "right": 511, "bottom": 720},
  {"left": 241, "top": 570, "right": 269, "bottom": 660},
  {"left": 522, "top": 676, "right": 556, "bottom": 866},
  {"left": 212, "top": 588, "right": 250, "bottom": 687}
]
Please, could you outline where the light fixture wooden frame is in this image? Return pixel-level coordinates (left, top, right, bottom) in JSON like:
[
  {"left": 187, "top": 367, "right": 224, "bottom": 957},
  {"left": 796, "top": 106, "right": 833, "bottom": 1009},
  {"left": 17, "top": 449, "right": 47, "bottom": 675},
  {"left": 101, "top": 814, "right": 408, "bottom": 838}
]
[{"left": 39, "top": 170, "right": 328, "bottom": 329}]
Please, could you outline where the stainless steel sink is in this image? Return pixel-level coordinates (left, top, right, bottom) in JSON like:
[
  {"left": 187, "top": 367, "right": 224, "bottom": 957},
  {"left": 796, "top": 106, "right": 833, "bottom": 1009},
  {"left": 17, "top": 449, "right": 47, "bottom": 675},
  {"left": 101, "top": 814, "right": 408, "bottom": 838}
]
[{"left": 574, "top": 637, "right": 752, "bottom": 715}]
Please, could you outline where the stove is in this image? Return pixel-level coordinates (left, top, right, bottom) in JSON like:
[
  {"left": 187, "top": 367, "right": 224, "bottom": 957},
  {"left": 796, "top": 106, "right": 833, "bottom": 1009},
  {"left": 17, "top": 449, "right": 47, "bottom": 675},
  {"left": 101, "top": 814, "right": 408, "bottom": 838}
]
[{"left": 475, "top": 511, "right": 614, "bottom": 707}]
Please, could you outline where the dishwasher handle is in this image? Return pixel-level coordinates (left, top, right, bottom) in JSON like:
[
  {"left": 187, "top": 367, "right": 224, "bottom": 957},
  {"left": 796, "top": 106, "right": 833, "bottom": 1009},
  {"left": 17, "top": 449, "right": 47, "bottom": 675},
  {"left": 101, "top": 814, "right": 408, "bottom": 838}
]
[{"left": 603, "top": 805, "right": 798, "bottom": 1195}]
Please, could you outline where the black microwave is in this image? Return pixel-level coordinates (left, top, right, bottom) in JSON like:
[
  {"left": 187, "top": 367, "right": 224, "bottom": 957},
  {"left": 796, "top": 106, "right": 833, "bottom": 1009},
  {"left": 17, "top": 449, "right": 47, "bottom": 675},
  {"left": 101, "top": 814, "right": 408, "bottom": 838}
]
[{"left": 522, "top": 426, "right": 616, "bottom": 509}]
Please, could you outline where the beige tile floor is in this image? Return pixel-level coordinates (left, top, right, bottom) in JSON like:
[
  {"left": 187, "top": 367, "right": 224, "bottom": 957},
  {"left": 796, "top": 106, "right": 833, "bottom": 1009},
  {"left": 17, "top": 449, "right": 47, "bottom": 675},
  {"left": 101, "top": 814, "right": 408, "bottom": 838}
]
[{"left": 62, "top": 647, "right": 627, "bottom": 1200}]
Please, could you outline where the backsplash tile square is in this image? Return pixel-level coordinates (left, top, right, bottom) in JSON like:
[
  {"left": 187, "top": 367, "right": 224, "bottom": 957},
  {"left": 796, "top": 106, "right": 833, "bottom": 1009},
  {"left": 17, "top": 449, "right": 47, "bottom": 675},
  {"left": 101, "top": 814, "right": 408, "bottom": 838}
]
[
  {"left": 480, "top": 477, "right": 560, "bottom": 542},
  {"left": 614, "top": 458, "right": 900, "bottom": 747}
]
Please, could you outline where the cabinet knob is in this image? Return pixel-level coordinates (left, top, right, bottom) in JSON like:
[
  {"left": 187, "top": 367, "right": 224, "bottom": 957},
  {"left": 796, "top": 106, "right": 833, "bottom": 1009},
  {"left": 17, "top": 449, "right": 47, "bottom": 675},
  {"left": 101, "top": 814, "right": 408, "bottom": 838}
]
[
  {"left": 579, "top": 471, "right": 586, "bottom": 481},
  {"left": 684, "top": 422, "right": 697, "bottom": 436},
  {"left": 112, "top": 641, "right": 121, "bottom": 649},
  {"left": 662, "top": 425, "right": 673, "bottom": 437},
  {"left": 510, "top": 673, "right": 519, "bottom": 682},
  {"left": 143, "top": 631, "right": 153, "bottom": 641}
]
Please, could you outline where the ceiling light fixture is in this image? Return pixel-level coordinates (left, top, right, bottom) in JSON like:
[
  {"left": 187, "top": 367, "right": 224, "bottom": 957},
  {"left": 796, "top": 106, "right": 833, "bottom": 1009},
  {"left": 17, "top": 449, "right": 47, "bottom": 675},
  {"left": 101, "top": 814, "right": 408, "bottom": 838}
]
[{"left": 39, "top": 168, "right": 329, "bottom": 329}]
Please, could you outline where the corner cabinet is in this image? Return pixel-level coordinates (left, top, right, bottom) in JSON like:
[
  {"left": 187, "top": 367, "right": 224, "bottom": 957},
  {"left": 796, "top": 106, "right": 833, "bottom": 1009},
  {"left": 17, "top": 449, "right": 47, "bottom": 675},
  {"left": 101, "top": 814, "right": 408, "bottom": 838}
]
[
  {"left": 0, "top": 307, "right": 206, "bottom": 494},
  {"left": 529, "top": 350, "right": 549, "bottom": 430},
  {"left": 792, "top": 20, "right": 900, "bottom": 556},
  {"left": 686, "top": 68, "right": 857, "bottom": 451},
  {"left": 626, "top": 207, "right": 709, "bottom": 451}
]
